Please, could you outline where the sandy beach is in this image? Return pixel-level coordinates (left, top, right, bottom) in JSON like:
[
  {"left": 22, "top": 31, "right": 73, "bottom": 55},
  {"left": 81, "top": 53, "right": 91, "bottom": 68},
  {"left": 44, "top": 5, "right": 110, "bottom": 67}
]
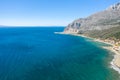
[
  {"left": 56, "top": 32, "right": 120, "bottom": 74},
  {"left": 103, "top": 46, "right": 120, "bottom": 74}
]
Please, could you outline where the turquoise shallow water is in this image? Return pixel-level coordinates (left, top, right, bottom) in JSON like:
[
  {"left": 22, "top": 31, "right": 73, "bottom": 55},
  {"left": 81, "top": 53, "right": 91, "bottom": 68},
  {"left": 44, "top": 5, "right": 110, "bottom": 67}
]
[{"left": 0, "top": 27, "right": 119, "bottom": 80}]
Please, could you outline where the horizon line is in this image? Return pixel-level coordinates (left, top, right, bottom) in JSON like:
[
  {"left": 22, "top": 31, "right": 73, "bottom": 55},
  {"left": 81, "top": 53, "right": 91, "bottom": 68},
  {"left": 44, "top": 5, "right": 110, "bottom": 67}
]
[{"left": 0, "top": 25, "right": 66, "bottom": 27}]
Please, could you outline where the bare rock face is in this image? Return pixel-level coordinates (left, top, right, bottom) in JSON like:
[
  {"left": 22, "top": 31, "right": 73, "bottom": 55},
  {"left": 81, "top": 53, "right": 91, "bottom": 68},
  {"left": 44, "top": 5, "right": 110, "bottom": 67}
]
[
  {"left": 108, "top": 2, "right": 120, "bottom": 10},
  {"left": 64, "top": 2, "right": 120, "bottom": 34}
]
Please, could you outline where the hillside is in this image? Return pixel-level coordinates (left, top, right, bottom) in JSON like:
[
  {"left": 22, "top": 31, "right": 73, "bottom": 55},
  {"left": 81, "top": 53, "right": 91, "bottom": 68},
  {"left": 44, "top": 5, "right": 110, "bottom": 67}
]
[{"left": 64, "top": 2, "right": 120, "bottom": 39}]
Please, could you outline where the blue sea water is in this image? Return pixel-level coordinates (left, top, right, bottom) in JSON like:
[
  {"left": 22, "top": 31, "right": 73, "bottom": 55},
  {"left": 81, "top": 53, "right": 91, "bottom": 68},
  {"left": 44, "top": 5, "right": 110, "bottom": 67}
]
[{"left": 0, "top": 27, "right": 119, "bottom": 80}]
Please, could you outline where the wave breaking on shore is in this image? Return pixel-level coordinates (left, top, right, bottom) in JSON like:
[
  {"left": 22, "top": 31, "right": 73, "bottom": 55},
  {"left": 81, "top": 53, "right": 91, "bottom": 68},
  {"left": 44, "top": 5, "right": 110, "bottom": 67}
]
[
  {"left": 55, "top": 32, "right": 120, "bottom": 74},
  {"left": 111, "top": 55, "right": 120, "bottom": 74}
]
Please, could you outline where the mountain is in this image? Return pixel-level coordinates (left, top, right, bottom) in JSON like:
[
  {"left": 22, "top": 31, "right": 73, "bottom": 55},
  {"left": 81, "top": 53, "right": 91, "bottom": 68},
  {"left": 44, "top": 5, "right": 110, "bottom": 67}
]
[{"left": 64, "top": 2, "right": 120, "bottom": 39}]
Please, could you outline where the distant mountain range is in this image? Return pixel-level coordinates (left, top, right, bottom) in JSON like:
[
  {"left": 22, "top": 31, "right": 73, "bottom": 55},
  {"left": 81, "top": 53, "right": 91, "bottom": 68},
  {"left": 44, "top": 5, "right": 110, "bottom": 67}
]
[{"left": 64, "top": 2, "right": 120, "bottom": 39}]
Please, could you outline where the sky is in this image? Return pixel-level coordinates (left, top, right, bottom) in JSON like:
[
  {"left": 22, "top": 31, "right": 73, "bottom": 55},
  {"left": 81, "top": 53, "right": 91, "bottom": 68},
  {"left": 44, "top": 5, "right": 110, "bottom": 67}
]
[{"left": 0, "top": 0, "right": 120, "bottom": 26}]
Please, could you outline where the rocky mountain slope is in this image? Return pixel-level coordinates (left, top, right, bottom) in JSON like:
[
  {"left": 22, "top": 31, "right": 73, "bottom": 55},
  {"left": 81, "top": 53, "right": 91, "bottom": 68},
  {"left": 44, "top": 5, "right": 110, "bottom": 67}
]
[{"left": 64, "top": 2, "right": 120, "bottom": 39}]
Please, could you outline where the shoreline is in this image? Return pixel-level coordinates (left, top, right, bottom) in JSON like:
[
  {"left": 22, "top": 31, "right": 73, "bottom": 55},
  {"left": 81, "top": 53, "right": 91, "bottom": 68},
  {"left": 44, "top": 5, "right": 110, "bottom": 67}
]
[
  {"left": 103, "top": 46, "right": 120, "bottom": 74},
  {"left": 55, "top": 32, "right": 120, "bottom": 74}
]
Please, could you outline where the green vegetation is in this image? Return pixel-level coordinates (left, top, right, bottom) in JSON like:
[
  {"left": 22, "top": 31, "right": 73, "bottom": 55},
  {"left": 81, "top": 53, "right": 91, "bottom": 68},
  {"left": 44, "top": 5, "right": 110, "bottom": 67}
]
[
  {"left": 111, "top": 32, "right": 120, "bottom": 39},
  {"left": 79, "top": 26, "right": 120, "bottom": 39}
]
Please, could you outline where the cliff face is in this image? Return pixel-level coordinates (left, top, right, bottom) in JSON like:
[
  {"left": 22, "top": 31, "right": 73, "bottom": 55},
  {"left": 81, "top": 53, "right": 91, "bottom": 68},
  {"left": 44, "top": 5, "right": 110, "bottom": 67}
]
[{"left": 64, "top": 2, "right": 120, "bottom": 35}]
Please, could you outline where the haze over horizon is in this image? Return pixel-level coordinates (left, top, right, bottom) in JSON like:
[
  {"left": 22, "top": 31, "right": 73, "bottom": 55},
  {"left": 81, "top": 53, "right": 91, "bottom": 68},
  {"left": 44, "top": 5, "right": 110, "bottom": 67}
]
[{"left": 0, "top": 0, "right": 119, "bottom": 26}]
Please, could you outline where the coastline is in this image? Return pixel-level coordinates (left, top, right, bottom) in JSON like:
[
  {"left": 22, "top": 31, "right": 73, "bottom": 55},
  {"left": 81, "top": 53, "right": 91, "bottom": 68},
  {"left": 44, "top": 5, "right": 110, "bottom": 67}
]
[
  {"left": 103, "top": 47, "right": 120, "bottom": 74},
  {"left": 55, "top": 32, "right": 120, "bottom": 74}
]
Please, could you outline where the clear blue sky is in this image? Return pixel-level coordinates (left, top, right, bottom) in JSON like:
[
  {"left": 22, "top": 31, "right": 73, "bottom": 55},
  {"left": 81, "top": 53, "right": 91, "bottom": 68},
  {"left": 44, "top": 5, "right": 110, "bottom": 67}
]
[{"left": 0, "top": 0, "right": 119, "bottom": 26}]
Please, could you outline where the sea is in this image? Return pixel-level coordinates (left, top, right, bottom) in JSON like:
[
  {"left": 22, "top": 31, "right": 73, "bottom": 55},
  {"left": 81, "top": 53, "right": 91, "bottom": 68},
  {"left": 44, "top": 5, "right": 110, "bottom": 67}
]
[{"left": 0, "top": 27, "right": 119, "bottom": 80}]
